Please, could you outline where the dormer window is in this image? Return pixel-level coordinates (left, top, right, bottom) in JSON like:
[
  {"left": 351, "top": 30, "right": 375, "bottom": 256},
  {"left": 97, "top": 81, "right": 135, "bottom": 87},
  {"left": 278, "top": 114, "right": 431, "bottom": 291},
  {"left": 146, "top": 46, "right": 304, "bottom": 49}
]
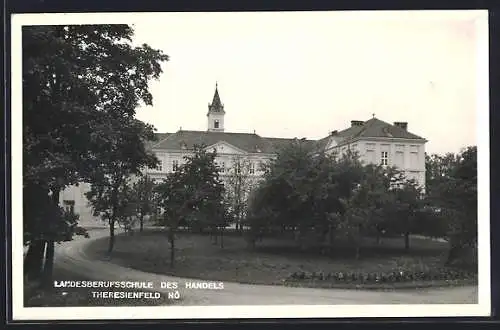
[{"left": 214, "top": 119, "right": 220, "bottom": 129}]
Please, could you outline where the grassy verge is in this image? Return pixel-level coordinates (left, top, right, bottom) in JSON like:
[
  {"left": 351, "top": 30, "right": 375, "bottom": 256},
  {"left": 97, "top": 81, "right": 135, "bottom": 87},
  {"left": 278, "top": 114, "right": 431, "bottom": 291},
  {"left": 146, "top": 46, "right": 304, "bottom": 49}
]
[
  {"left": 24, "top": 267, "right": 174, "bottom": 307},
  {"left": 84, "top": 229, "right": 477, "bottom": 290}
]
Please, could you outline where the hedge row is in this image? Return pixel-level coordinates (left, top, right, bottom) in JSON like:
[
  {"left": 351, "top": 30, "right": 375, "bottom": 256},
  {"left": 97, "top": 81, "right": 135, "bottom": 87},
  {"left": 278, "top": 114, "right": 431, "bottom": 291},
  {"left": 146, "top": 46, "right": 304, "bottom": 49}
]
[{"left": 286, "top": 268, "right": 477, "bottom": 283}]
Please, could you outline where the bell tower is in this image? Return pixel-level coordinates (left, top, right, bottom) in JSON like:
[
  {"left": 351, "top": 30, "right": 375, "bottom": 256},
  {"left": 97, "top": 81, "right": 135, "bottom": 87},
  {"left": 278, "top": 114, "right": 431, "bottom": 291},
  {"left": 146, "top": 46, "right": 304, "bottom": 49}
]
[{"left": 207, "top": 82, "right": 225, "bottom": 132}]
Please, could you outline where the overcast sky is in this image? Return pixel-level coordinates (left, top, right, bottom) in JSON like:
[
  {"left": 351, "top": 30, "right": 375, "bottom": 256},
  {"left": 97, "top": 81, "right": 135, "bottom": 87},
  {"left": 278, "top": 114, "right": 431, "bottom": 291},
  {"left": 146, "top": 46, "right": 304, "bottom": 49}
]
[{"left": 127, "top": 11, "right": 486, "bottom": 155}]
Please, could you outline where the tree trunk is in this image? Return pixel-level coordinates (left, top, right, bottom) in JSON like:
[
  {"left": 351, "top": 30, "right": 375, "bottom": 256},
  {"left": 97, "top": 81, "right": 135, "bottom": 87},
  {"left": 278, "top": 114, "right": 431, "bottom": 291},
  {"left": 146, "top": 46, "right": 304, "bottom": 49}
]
[
  {"left": 213, "top": 227, "right": 218, "bottom": 244},
  {"left": 41, "top": 240, "right": 55, "bottom": 288},
  {"left": 108, "top": 220, "right": 115, "bottom": 254},
  {"left": 139, "top": 213, "right": 144, "bottom": 232},
  {"left": 404, "top": 232, "right": 410, "bottom": 251},
  {"left": 40, "top": 187, "right": 60, "bottom": 286},
  {"left": 24, "top": 240, "right": 46, "bottom": 281},
  {"left": 220, "top": 227, "right": 224, "bottom": 248},
  {"left": 170, "top": 230, "right": 175, "bottom": 268}
]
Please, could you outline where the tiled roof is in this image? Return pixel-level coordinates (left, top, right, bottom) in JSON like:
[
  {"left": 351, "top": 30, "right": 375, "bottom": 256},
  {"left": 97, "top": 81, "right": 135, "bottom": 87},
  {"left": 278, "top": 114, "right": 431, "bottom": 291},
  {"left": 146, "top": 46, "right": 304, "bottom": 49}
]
[
  {"left": 330, "top": 118, "right": 425, "bottom": 145},
  {"left": 314, "top": 136, "right": 331, "bottom": 151},
  {"left": 151, "top": 130, "right": 316, "bottom": 154},
  {"left": 145, "top": 132, "right": 171, "bottom": 150},
  {"left": 149, "top": 118, "right": 425, "bottom": 154},
  {"left": 152, "top": 130, "right": 275, "bottom": 153},
  {"left": 264, "top": 137, "right": 317, "bottom": 151}
]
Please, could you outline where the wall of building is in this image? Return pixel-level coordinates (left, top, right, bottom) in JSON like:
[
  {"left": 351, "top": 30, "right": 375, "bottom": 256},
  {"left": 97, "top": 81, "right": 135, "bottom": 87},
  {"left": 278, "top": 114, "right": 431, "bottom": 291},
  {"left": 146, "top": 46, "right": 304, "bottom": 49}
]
[
  {"left": 325, "top": 138, "right": 426, "bottom": 189},
  {"left": 59, "top": 182, "right": 104, "bottom": 228},
  {"left": 207, "top": 113, "right": 225, "bottom": 131},
  {"left": 145, "top": 149, "right": 273, "bottom": 179}
]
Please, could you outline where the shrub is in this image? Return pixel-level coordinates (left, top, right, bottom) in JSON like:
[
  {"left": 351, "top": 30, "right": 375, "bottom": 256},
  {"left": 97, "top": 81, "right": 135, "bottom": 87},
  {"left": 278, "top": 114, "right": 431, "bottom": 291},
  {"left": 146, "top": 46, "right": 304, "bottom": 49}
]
[{"left": 285, "top": 268, "right": 476, "bottom": 284}]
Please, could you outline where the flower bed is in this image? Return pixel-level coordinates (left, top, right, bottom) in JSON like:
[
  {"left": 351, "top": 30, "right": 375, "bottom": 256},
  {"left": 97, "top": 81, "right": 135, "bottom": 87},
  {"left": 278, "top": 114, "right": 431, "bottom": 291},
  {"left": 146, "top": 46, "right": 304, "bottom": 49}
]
[{"left": 285, "top": 268, "right": 477, "bottom": 285}]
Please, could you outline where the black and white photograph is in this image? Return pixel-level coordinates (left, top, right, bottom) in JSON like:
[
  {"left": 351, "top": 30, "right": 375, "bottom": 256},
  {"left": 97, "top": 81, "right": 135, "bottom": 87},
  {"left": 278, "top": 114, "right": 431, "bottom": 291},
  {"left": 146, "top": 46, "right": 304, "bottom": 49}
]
[{"left": 11, "top": 10, "right": 490, "bottom": 320}]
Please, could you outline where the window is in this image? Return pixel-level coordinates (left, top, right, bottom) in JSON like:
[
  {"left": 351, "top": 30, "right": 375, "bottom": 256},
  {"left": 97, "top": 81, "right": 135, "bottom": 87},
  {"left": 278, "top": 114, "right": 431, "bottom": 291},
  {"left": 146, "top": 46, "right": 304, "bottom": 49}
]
[
  {"left": 220, "top": 161, "right": 225, "bottom": 173},
  {"left": 156, "top": 160, "right": 163, "bottom": 172},
  {"left": 214, "top": 119, "right": 220, "bottom": 129},
  {"left": 249, "top": 162, "right": 255, "bottom": 174},
  {"left": 381, "top": 151, "right": 388, "bottom": 166},
  {"left": 172, "top": 160, "right": 179, "bottom": 171}
]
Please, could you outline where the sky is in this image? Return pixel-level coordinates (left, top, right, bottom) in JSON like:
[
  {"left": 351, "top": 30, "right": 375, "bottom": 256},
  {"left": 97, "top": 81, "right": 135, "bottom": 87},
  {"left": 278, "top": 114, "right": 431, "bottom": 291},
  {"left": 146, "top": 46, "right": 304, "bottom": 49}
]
[{"left": 126, "top": 11, "right": 486, "bottom": 155}]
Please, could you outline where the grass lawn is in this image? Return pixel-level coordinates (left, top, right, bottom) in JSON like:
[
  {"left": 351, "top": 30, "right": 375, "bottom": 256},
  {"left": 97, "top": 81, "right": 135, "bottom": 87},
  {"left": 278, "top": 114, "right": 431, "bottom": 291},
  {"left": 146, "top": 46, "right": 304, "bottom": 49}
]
[
  {"left": 84, "top": 229, "right": 477, "bottom": 290},
  {"left": 24, "top": 266, "right": 174, "bottom": 307}
]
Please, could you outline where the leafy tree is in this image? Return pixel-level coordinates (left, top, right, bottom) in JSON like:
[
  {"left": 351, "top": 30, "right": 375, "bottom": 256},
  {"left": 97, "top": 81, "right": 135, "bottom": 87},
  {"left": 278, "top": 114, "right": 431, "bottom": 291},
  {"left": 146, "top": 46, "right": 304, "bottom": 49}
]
[
  {"left": 334, "top": 163, "right": 393, "bottom": 257},
  {"left": 254, "top": 139, "right": 319, "bottom": 243},
  {"left": 430, "top": 146, "right": 477, "bottom": 265},
  {"left": 23, "top": 24, "right": 168, "bottom": 284},
  {"left": 132, "top": 175, "right": 156, "bottom": 232},
  {"left": 155, "top": 170, "right": 187, "bottom": 267},
  {"left": 243, "top": 183, "right": 276, "bottom": 248},
  {"left": 85, "top": 118, "right": 158, "bottom": 254},
  {"left": 246, "top": 142, "right": 366, "bottom": 249},
  {"left": 387, "top": 177, "right": 424, "bottom": 251},
  {"left": 225, "top": 156, "right": 255, "bottom": 232},
  {"left": 425, "top": 152, "right": 458, "bottom": 197},
  {"left": 156, "top": 145, "right": 227, "bottom": 265},
  {"left": 179, "top": 145, "right": 226, "bottom": 236}
]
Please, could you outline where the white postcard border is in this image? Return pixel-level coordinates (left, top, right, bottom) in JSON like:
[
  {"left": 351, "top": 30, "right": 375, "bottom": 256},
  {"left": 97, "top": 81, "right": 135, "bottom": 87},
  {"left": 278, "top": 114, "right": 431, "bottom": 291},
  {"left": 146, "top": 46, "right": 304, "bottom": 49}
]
[{"left": 10, "top": 10, "right": 491, "bottom": 320}]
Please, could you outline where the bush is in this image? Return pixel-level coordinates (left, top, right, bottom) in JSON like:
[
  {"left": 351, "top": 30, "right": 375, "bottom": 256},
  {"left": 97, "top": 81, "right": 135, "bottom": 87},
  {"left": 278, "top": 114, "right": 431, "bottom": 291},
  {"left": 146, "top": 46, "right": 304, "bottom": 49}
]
[{"left": 285, "top": 268, "right": 476, "bottom": 284}]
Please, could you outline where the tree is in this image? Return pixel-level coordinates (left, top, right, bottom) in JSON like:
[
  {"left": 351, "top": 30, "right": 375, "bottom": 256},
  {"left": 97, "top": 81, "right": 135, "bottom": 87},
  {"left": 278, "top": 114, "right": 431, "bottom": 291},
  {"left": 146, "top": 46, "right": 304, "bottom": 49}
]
[
  {"left": 23, "top": 24, "right": 168, "bottom": 284},
  {"left": 387, "top": 177, "right": 424, "bottom": 251},
  {"left": 181, "top": 145, "right": 227, "bottom": 244},
  {"left": 225, "top": 156, "right": 255, "bottom": 232},
  {"left": 85, "top": 118, "right": 158, "bottom": 254},
  {"left": 430, "top": 146, "right": 477, "bottom": 266},
  {"left": 334, "top": 163, "right": 394, "bottom": 258},
  {"left": 156, "top": 145, "right": 227, "bottom": 266},
  {"left": 155, "top": 170, "right": 186, "bottom": 267},
  {"left": 246, "top": 141, "right": 366, "bottom": 250},
  {"left": 132, "top": 175, "right": 156, "bottom": 232},
  {"left": 425, "top": 152, "right": 458, "bottom": 197}
]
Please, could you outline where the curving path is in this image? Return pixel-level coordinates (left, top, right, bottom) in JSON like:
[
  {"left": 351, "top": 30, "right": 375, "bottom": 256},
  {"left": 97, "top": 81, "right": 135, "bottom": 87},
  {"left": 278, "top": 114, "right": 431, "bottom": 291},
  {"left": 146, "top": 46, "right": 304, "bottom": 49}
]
[{"left": 54, "top": 229, "right": 479, "bottom": 306}]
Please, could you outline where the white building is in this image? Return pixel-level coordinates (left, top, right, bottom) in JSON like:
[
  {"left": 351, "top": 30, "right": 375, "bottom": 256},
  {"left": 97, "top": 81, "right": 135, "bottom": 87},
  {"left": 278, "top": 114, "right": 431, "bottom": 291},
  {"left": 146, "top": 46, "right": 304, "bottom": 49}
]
[
  {"left": 317, "top": 118, "right": 427, "bottom": 189},
  {"left": 60, "top": 84, "right": 427, "bottom": 227}
]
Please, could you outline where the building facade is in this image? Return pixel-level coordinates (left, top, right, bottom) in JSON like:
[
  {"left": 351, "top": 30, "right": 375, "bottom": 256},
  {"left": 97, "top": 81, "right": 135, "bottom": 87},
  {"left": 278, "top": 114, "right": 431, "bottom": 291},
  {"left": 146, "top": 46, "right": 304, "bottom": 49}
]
[
  {"left": 317, "top": 118, "right": 427, "bottom": 189},
  {"left": 59, "top": 84, "right": 427, "bottom": 227}
]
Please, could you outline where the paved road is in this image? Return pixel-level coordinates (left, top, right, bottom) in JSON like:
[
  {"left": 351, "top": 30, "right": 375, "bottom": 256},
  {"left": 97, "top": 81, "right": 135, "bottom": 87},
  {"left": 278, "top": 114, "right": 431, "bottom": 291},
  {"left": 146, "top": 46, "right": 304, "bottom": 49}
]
[{"left": 54, "top": 229, "right": 478, "bottom": 306}]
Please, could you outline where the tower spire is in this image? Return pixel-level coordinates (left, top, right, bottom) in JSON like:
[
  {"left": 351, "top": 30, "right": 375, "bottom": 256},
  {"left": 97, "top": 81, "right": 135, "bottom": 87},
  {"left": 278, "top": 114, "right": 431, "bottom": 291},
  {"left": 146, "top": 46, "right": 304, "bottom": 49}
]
[
  {"left": 207, "top": 82, "right": 225, "bottom": 132},
  {"left": 209, "top": 82, "right": 223, "bottom": 112}
]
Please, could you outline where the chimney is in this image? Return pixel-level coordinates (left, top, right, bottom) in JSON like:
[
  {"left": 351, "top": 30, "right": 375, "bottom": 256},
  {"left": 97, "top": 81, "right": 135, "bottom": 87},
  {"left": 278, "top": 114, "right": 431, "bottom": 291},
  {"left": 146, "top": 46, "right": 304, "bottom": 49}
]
[
  {"left": 394, "top": 122, "right": 408, "bottom": 131},
  {"left": 351, "top": 120, "right": 364, "bottom": 127},
  {"left": 330, "top": 130, "right": 338, "bottom": 136}
]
